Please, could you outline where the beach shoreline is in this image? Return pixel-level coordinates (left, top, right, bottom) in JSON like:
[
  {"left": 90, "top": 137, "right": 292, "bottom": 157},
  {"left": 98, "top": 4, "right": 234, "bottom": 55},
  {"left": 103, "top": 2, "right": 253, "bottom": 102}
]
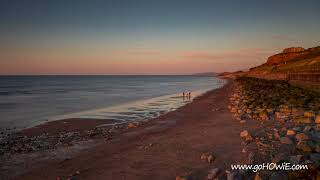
[
  {"left": 20, "top": 85, "right": 222, "bottom": 137},
  {"left": 0, "top": 75, "right": 220, "bottom": 132},
  {"left": 1, "top": 79, "right": 255, "bottom": 180},
  {"left": 3, "top": 77, "right": 319, "bottom": 179}
]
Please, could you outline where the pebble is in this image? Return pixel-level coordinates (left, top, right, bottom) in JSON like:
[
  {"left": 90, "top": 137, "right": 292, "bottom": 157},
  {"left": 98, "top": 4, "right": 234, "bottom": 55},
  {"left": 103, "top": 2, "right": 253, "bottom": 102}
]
[
  {"left": 286, "top": 130, "right": 296, "bottom": 136},
  {"left": 245, "top": 135, "right": 254, "bottom": 142},
  {"left": 273, "top": 132, "right": 280, "bottom": 140},
  {"left": 254, "top": 172, "right": 263, "bottom": 180},
  {"left": 309, "top": 153, "right": 320, "bottom": 166},
  {"left": 226, "top": 170, "right": 242, "bottom": 180},
  {"left": 175, "top": 176, "right": 189, "bottom": 180},
  {"left": 207, "top": 168, "right": 220, "bottom": 180},
  {"left": 291, "top": 108, "right": 304, "bottom": 116},
  {"left": 128, "top": 123, "right": 138, "bottom": 128},
  {"left": 296, "top": 141, "right": 312, "bottom": 152},
  {"left": 275, "top": 112, "right": 282, "bottom": 119},
  {"left": 228, "top": 78, "right": 320, "bottom": 180},
  {"left": 315, "top": 124, "right": 320, "bottom": 131},
  {"left": 240, "top": 130, "right": 249, "bottom": 138},
  {"left": 303, "top": 126, "right": 312, "bottom": 132},
  {"left": 0, "top": 124, "right": 123, "bottom": 155},
  {"left": 259, "top": 112, "right": 269, "bottom": 121},
  {"left": 292, "top": 127, "right": 302, "bottom": 131},
  {"left": 239, "top": 120, "right": 246, "bottom": 124},
  {"left": 294, "top": 116, "right": 313, "bottom": 124},
  {"left": 289, "top": 155, "right": 303, "bottom": 164},
  {"left": 304, "top": 111, "right": 316, "bottom": 118},
  {"left": 315, "top": 115, "right": 320, "bottom": 124},
  {"left": 280, "top": 137, "right": 293, "bottom": 145},
  {"left": 295, "top": 133, "right": 309, "bottom": 142},
  {"left": 200, "top": 153, "right": 215, "bottom": 163}
]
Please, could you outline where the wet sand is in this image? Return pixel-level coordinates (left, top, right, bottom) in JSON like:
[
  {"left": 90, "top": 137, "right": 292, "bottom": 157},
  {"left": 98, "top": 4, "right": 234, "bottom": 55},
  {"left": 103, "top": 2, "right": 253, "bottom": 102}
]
[{"left": 8, "top": 80, "right": 254, "bottom": 180}]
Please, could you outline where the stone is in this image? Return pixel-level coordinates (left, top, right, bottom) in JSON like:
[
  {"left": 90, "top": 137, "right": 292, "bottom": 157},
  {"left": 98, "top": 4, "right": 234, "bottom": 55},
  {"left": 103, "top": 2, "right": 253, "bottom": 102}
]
[
  {"left": 272, "top": 152, "right": 289, "bottom": 163},
  {"left": 291, "top": 108, "right": 304, "bottom": 116},
  {"left": 259, "top": 112, "right": 269, "bottom": 121},
  {"left": 207, "top": 168, "right": 220, "bottom": 180},
  {"left": 175, "top": 176, "right": 189, "bottom": 180},
  {"left": 294, "top": 116, "right": 313, "bottom": 124},
  {"left": 315, "top": 115, "right": 320, "bottom": 124},
  {"left": 231, "top": 107, "right": 237, "bottom": 113},
  {"left": 246, "top": 109, "right": 252, "bottom": 114},
  {"left": 304, "top": 111, "right": 316, "bottom": 118},
  {"left": 309, "top": 153, "right": 320, "bottom": 166},
  {"left": 275, "top": 112, "right": 282, "bottom": 119},
  {"left": 289, "top": 155, "right": 303, "bottom": 164},
  {"left": 303, "top": 126, "right": 312, "bottom": 132},
  {"left": 207, "top": 154, "right": 215, "bottom": 163},
  {"left": 214, "top": 108, "right": 221, "bottom": 112},
  {"left": 280, "top": 137, "right": 293, "bottom": 145},
  {"left": 274, "top": 132, "right": 280, "bottom": 140},
  {"left": 295, "top": 133, "right": 309, "bottom": 142},
  {"left": 245, "top": 135, "right": 254, "bottom": 142},
  {"left": 292, "top": 127, "right": 302, "bottom": 132},
  {"left": 128, "top": 123, "right": 138, "bottom": 128},
  {"left": 201, "top": 153, "right": 215, "bottom": 163},
  {"left": 314, "top": 124, "right": 320, "bottom": 131},
  {"left": 240, "top": 130, "right": 249, "bottom": 138},
  {"left": 286, "top": 130, "right": 296, "bottom": 136},
  {"left": 316, "top": 145, "right": 320, "bottom": 153},
  {"left": 266, "top": 108, "right": 274, "bottom": 113},
  {"left": 254, "top": 172, "right": 263, "bottom": 180},
  {"left": 226, "top": 170, "right": 243, "bottom": 180},
  {"left": 296, "top": 141, "right": 312, "bottom": 152},
  {"left": 240, "top": 120, "right": 246, "bottom": 124}
]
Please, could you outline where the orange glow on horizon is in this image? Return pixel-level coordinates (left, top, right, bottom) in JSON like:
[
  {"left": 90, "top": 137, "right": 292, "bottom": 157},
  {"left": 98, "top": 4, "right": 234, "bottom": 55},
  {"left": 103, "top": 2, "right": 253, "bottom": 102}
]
[{"left": 0, "top": 47, "right": 275, "bottom": 75}]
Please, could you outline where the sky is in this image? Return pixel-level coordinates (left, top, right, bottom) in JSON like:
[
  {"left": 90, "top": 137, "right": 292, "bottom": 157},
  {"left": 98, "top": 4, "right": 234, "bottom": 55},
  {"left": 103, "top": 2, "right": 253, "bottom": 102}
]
[{"left": 0, "top": 0, "right": 320, "bottom": 75}]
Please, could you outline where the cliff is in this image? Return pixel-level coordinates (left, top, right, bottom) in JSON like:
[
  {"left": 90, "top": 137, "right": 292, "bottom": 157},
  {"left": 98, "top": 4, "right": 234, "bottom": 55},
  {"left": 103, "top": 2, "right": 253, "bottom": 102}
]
[
  {"left": 242, "top": 45, "right": 320, "bottom": 90},
  {"left": 266, "top": 46, "right": 320, "bottom": 65}
]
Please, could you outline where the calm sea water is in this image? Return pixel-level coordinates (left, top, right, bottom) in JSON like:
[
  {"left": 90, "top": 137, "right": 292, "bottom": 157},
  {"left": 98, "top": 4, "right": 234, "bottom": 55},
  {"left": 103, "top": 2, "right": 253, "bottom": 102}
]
[{"left": 0, "top": 75, "right": 225, "bottom": 130}]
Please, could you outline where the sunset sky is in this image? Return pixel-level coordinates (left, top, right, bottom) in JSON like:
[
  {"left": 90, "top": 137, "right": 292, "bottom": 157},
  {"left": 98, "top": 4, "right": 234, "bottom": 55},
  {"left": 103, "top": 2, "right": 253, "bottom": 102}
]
[{"left": 1, "top": 0, "right": 320, "bottom": 75}]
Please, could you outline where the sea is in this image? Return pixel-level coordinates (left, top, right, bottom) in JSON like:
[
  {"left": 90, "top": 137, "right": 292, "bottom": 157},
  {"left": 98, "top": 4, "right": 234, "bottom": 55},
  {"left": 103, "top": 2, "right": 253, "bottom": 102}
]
[{"left": 0, "top": 75, "right": 225, "bottom": 131}]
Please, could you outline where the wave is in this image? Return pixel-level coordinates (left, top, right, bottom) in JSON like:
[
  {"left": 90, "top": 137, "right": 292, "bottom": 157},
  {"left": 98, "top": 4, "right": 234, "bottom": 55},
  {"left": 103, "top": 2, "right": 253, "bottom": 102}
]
[{"left": 47, "top": 88, "right": 213, "bottom": 127}]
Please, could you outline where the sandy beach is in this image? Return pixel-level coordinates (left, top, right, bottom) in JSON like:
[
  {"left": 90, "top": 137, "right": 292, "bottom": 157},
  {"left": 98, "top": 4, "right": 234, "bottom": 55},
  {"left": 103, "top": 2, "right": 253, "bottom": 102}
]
[
  {"left": 0, "top": 80, "right": 259, "bottom": 180},
  {"left": 2, "top": 77, "right": 320, "bottom": 180},
  {"left": 1, "top": 1, "right": 320, "bottom": 179}
]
